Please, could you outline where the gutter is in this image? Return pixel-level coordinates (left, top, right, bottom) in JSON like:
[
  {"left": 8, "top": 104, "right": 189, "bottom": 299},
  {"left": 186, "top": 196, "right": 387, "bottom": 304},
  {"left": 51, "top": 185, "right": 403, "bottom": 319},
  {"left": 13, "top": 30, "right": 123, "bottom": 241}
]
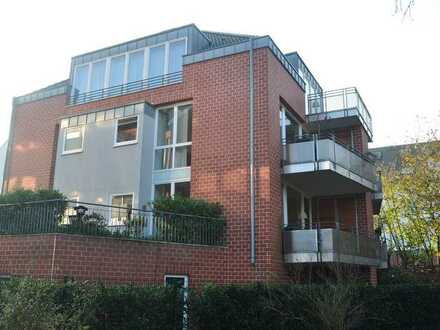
[{"left": 249, "top": 38, "right": 256, "bottom": 265}]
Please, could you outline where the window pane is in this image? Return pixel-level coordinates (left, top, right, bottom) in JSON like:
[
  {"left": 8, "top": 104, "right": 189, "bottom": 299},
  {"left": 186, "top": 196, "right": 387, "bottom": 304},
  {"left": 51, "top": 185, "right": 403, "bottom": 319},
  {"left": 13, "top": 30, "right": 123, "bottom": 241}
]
[
  {"left": 154, "top": 184, "right": 171, "bottom": 199},
  {"left": 128, "top": 50, "right": 144, "bottom": 83},
  {"left": 116, "top": 117, "right": 138, "bottom": 144},
  {"left": 175, "top": 146, "right": 191, "bottom": 168},
  {"left": 165, "top": 276, "right": 186, "bottom": 288},
  {"left": 168, "top": 40, "right": 186, "bottom": 73},
  {"left": 111, "top": 194, "right": 133, "bottom": 223},
  {"left": 157, "top": 108, "right": 174, "bottom": 146},
  {"left": 64, "top": 128, "right": 83, "bottom": 152},
  {"left": 90, "top": 60, "right": 106, "bottom": 91},
  {"left": 148, "top": 45, "right": 165, "bottom": 78},
  {"left": 73, "top": 65, "right": 89, "bottom": 94},
  {"left": 155, "top": 148, "right": 173, "bottom": 170},
  {"left": 174, "top": 182, "right": 190, "bottom": 198},
  {"left": 109, "top": 55, "right": 125, "bottom": 87},
  {"left": 176, "top": 105, "right": 192, "bottom": 143}
]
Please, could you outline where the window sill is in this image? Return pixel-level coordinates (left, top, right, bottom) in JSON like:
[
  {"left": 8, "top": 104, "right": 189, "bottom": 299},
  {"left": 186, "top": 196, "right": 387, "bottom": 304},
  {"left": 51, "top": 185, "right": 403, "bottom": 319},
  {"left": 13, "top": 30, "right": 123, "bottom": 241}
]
[
  {"left": 62, "top": 149, "right": 83, "bottom": 156},
  {"left": 113, "top": 140, "right": 138, "bottom": 148}
]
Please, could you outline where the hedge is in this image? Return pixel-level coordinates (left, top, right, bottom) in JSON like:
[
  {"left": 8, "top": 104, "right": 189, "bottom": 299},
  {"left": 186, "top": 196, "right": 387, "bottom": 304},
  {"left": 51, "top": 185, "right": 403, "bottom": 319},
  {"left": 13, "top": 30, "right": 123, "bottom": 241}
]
[{"left": 0, "top": 279, "right": 439, "bottom": 329}]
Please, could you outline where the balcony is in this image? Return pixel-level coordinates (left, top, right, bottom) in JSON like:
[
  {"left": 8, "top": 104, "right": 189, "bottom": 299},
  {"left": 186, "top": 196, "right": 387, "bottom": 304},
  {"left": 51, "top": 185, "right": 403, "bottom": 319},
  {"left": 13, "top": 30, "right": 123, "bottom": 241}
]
[
  {"left": 68, "top": 71, "right": 183, "bottom": 105},
  {"left": 283, "top": 134, "right": 378, "bottom": 196},
  {"left": 283, "top": 226, "right": 387, "bottom": 268},
  {"left": 307, "top": 87, "right": 373, "bottom": 141}
]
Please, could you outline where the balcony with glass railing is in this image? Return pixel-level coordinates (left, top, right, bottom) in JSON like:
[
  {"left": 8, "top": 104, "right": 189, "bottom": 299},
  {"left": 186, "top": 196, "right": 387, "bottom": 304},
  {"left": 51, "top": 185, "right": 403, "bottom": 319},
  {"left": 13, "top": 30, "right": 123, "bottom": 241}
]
[
  {"left": 307, "top": 87, "right": 373, "bottom": 141},
  {"left": 283, "top": 134, "right": 378, "bottom": 196}
]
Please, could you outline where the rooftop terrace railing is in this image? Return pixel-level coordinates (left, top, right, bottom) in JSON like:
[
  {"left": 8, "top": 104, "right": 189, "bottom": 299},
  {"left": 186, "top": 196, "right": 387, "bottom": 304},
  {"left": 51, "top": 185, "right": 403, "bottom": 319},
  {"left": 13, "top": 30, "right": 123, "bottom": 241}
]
[
  {"left": 307, "top": 87, "right": 373, "bottom": 139},
  {"left": 68, "top": 71, "right": 183, "bottom": 105},
  {"left": 0, "top": 199, "right": 226, "bottom": 246}
]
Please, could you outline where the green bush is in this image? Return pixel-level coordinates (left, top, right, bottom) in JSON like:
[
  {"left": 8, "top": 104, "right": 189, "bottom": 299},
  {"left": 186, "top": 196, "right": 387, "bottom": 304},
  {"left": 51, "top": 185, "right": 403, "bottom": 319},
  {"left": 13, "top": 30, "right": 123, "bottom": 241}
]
[
  {"left": 153, "top": 196, "right": 224, "bottom": 218},
  {"left": 0, "top": 189, "right": 65, "bottom": 204}
]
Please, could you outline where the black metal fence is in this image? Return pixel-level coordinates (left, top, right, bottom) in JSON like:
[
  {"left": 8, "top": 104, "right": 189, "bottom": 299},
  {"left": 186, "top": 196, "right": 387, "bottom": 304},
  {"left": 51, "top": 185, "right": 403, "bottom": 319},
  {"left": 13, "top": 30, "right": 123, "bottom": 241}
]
[{"left": 0, "top": 199, "right": 226, "bottom": 246}]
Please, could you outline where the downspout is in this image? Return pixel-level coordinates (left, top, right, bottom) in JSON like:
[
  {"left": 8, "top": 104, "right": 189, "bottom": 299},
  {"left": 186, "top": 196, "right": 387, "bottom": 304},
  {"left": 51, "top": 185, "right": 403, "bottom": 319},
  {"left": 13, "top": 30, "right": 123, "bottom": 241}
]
[{"left": 249, "top": 38, "right": 256, "bottom": 265}]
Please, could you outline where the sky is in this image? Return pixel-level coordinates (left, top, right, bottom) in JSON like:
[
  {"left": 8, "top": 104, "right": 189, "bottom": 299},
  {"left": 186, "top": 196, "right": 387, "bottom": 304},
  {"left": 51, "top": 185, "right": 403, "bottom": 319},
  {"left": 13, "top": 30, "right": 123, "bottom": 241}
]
[{"left": 0, "top": 0, "right": 439, "bottom": 148}]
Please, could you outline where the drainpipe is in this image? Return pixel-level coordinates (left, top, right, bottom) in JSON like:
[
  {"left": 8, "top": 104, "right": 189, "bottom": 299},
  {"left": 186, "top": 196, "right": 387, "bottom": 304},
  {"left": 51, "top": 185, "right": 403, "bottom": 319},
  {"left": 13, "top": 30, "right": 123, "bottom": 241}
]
[{"left": 249, "top": 38, "right": 256, "bottom": 265}]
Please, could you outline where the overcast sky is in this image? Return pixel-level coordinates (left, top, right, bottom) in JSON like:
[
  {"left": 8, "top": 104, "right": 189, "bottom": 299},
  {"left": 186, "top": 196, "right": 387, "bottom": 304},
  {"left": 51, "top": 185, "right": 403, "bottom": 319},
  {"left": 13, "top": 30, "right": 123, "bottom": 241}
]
[{"left": 0, "top": 0, "right": 438, "bottom": 148}]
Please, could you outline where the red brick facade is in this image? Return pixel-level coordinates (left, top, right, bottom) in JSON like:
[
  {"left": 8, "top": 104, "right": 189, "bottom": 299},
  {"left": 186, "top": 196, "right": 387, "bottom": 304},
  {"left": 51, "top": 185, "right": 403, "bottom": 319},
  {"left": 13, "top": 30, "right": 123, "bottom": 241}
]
[{"left": 2, "top": 47, "right": 377, "bottom": 285}]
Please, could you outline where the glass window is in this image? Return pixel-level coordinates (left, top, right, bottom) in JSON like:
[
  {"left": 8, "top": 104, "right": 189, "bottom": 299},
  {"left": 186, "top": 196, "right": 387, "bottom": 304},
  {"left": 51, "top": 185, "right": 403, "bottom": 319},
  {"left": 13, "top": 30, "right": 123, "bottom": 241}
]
[
  {"left": 176, "top": 105, "right": 192, "bottom": 143},
  {"left": 116, "top": 117, "right": 138, "bottom": 144},
  {"left": 174, "top": 182, "right": 190, "bottom": 198},
  {"left": 175, "top": 146, "right": 191, "bottom": 168},
  {"left": 157, "top": 108, "right": 174, "bottom": 146},
  {"left": 155, "top": 148, "right": 173, "bottom": 170},
  {"left": 90, "top": 60, "right": 106, "bottom": 91},
  {"left": 111, "top": 194, "right": 133, "bottom": 224},
  {"left": 165, "top": 275, "right": 188, "bottom": 288},
  {"left": 73, "top": 65, "right": 89, "bottom": 94},
  {"left": 168, "top": 40, "right": 186, "bottom": 74},
  {"left": 148, "top": 45, "right": 165, "bottom": 78},
  {"left": 63, "top": 127, "right": 83, "bottom": 153},
  {"left": 128, "top": 50, "right": 144, "bottom": 83},
  {"left": 109, "top": 55, "right": 126, "bottom": 87},
  {"left": 154, "top": 184, "right": 171, "bottom": 199}
]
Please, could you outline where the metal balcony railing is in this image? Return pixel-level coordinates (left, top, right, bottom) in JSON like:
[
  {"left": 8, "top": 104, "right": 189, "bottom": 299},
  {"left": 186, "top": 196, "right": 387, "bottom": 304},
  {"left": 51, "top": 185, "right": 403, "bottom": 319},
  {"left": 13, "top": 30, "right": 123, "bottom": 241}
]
[
  {"left": 68, "top": 71, "right": 183, "bottom": 105},
  {"left": 284, "top": 133, "right": 377, "bottom": 184},
  {"left": 283, "top": 226, "right": 388, "bottom": 268},
  {"left": 307, "top": 87, "right": 373, "bottom": 139},
  {"left": 0, "top": 199, "right": 226, "bottom": 246}
]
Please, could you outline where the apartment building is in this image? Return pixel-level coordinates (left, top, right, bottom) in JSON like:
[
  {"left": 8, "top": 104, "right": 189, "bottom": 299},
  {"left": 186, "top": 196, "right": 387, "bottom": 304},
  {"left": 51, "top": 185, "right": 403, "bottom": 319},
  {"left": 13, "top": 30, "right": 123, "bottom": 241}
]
[{"left": 1, "top": 24, "right": 385, "bottom": 286}]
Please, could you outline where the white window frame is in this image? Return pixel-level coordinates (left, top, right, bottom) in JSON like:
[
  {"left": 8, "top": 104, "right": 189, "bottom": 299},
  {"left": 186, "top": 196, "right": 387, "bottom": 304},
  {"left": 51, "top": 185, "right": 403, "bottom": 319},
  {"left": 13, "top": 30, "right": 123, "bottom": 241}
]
[
  {"left": 109, "top": 193, "right": 135, "bottom": 225},
  {"left": 152, "top": 179, "right": 191, "bottom": 200},
  {"left": 153, "top": 101, "right": 192, "bottom": 171},
  {"left": 164, "top": 274, "right": 189, "bottom": 288},
  {"left": 71, "top": 37, "right": 187, "bottom": 97},
  {"left": 282, "top": 183, "right": 312, "bottom": 229},
  {"left": 114, "top": 115, "right": 139, "bottom": 147},
  {"left": 62, "top": 126, "right": 85, "bottom": 155}
]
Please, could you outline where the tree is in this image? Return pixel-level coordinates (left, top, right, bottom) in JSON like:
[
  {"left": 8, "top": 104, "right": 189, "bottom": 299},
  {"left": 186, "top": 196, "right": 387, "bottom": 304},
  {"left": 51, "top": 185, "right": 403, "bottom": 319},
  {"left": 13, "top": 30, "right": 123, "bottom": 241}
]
[{"left": 378, "top": 130, "right": 440, "bottom": 268}]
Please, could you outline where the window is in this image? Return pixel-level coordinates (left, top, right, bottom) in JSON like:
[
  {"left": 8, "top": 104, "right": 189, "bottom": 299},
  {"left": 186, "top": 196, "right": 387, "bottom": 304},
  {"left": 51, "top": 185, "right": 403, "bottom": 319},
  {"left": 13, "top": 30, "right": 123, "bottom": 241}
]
[
  {"left": 63, "top": 127, "right": 84, "bottom": 154},
  {"left": 90, "top": 60, "right": 106, "bottom": 91},
  {"left": 280, "top": 105, "right": 302, "bottom": 143},
  {"left": 148, "top": 45, "right": 165, "bottom": 78},
  {"left": 109, "top": 55, "right": 126, "bottom": 87},
  {"left": 154, "top": 104, "right": 192, "bottom": 170},
  {"left": 168, "top": 39, "right": 186, "bottom": 73},
  {"left": 73, "top": 65, "right": 89, "bottom": 94},
  {"left": 154, "top": 181, "right": 190, "bottom": 200},
  {"left": 110, "top": 194, "right": 133, "bottom": 225},
  {"left": 115, "top": 116, "right": 138, "bottom": 146},
  {"left": 165, "top": 275, "right": 188, "bottom": 288},
  {"left": 128, "top": 50, "right": 144, "bottom": 83}
]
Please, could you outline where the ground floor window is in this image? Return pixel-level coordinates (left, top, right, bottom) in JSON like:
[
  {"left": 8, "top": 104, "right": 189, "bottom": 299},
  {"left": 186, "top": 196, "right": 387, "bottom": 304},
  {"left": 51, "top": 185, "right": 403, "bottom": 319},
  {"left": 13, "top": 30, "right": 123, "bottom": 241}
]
[
  {"left": 154, "top": 181, "right": 190, "bottom": 199},
  {"left": 164, "top": 275, "right": 188, "bottom": 288},
  {"left": 110, "top": 194, "right": 133, "bottom": 225}
]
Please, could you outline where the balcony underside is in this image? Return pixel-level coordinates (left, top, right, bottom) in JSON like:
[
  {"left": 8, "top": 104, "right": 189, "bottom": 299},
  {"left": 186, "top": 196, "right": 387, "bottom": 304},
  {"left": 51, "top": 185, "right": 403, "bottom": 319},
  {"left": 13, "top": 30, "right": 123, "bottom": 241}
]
[
  {"left": 283, "top": 161, "right": 376, "bottom": 196},
  {"left": 283, "top": 229, "right": 387, "bottom": 268},
  {"left": 307, "top": 111, "right": 365, "bottom": 134}
]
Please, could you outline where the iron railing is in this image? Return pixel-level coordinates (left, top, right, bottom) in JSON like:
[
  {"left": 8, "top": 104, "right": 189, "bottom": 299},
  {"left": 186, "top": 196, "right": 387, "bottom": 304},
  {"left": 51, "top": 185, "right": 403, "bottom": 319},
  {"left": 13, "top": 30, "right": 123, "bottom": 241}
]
[
  {"left": 307, "top": 87, "right": 373, "bottom": 139},
  {"left": 0, "top": 199, "right": 226, "bottom": 246},
  {"left": 69, "top": 71, "right": 183, "bottom": 105},
  {"left": 283, "top": 133, "right": 377, "bottom": 184}
]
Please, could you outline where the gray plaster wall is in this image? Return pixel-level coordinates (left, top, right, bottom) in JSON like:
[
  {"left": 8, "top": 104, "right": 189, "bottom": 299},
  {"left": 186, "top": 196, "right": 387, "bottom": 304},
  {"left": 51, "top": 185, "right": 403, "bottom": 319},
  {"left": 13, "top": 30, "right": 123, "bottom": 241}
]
[{"left": 53, "top": 109, "right": 154, "bottom": 208}]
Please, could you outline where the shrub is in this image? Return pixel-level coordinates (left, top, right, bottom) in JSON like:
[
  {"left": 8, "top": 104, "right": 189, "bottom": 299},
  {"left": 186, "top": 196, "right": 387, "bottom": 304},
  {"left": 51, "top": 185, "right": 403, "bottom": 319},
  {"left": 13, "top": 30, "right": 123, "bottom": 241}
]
[
  {"left": 153, "top": 196, "right": 224, "bottom": 218},
  {"left": 0, "top": 189, "right": 65, "bottom": 204}
]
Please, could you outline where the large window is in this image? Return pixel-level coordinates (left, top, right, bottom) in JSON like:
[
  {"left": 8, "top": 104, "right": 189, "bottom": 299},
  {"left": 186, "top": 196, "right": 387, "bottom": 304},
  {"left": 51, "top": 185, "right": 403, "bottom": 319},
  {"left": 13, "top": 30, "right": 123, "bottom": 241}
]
[
  {"left": 148, "top": 45, "right": 165, "bottom": 78},
  {"left": 109, "top": 55, "right": 126, "bottom": 87},
  {"left": 155, "top": 104, "right": 192, "bottom": 170},
  {"left": 63, "top": 127, "right": 84, "bottom": 154},
  {"left": 71, "top": 38, "right": 186, "bottom": 96},
  {"left": 115, "top": 116, "right": 138, "bottom": 146},
  {"left": 110, "top": 194, "right": 133, "bottom": 225},
  {"left": 90, "top": 60, "right": 106, "bottom": 91},
  {"left": 128, "top": 50, "right": 144, "bottom": 83},
  {"left": 154, "top": 181, "right": 190, "bottom": 200}
]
